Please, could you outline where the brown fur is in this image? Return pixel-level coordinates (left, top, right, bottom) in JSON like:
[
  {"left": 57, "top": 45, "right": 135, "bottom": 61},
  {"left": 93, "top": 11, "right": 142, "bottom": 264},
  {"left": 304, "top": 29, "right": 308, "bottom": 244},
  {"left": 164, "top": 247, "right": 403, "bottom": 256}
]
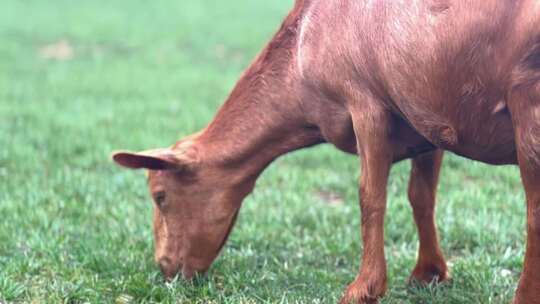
[{"left": 113, "top": 1, "right": 540, "bottom": 303}]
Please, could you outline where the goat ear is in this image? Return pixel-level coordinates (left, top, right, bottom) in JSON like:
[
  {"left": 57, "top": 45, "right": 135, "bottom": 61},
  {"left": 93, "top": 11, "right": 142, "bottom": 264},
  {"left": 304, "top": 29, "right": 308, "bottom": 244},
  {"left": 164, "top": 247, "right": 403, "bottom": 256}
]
[{"left": 112, "top": 149, "right": 183, "bottom": 170}]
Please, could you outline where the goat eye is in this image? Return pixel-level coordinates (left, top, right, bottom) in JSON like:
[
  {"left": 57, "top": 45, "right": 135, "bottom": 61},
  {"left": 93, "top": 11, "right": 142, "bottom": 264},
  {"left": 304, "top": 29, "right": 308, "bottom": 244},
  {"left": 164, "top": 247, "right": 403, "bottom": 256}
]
[{"left": 153, "top": 192, "right": 166, "bottom": 207}]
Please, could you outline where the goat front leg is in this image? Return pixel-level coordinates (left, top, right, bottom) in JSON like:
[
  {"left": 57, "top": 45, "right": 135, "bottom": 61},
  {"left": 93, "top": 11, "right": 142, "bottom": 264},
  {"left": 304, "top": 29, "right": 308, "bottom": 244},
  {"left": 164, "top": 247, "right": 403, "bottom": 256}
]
[
  {"left": 340, "top": 103, "right": 393, "bottom": 304},
  {"left": 408, "top": 150, "right": 449, "bottom": 284}
]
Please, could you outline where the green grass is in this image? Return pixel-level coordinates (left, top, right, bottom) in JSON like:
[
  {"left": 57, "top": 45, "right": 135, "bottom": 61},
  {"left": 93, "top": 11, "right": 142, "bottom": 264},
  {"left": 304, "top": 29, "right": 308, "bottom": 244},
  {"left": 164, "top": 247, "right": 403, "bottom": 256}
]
[{"left": 0, "top": 0, "right": 526, "bottom": 303}]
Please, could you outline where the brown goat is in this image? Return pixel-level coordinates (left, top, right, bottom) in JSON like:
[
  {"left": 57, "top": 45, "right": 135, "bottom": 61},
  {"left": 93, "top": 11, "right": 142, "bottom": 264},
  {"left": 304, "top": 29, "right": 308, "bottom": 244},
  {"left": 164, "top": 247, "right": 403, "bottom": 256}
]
[{"left": 113, "top": 0, "right": 540, "bottom": 303}]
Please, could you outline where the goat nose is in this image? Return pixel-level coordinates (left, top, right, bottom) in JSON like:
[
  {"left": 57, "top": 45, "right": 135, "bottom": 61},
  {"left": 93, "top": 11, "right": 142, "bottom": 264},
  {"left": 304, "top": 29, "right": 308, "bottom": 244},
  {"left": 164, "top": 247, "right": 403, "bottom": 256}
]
[
  {"left": 158, "top": 257, "right": 171, "bottom": 270},
  {"left": 157, "top": 257, "right": 179, "bottom": 279}
]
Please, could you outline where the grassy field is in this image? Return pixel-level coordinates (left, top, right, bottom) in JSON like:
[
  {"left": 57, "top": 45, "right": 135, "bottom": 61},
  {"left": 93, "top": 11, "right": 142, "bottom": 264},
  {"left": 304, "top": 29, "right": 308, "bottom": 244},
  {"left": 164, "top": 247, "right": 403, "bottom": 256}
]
[{"left": 0, "top": 1, "right": 528, "bottom": 303}]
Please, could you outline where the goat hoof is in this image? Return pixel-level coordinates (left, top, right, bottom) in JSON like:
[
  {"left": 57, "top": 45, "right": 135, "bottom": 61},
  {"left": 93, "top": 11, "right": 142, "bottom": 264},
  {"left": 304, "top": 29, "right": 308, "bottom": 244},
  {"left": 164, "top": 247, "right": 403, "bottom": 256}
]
[
  {"left": 409, "top": 263, "right": 449, "bottom": 285},
  {"left": 339, "top": 277, "right": 386, "bottom": 304}
]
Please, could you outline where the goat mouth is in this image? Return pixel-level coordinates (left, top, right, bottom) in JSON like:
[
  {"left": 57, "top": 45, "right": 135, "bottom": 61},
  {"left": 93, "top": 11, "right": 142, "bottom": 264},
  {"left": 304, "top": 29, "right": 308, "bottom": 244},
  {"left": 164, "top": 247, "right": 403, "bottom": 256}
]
[
  {"left": 160, "top": 209, "right": 240, "bottom": 282},
  {"left": 181, "top": 264, "right": 201, "bottom": 280},
  {"left": 162, "top": 268, "right": 182, "bottom": 281},
  {"left": 158, "top": 259, "right": 183, "bottom": 281},
  {"left": 175, "top": 265, "right": 209, "bottom": 281}
]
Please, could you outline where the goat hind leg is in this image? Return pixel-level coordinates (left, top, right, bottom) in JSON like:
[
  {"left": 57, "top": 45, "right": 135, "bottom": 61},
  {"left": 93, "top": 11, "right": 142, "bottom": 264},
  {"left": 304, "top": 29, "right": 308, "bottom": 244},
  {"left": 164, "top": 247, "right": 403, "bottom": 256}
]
[{"left": 407, "top": 149, "right": 449, "bottom": 284}]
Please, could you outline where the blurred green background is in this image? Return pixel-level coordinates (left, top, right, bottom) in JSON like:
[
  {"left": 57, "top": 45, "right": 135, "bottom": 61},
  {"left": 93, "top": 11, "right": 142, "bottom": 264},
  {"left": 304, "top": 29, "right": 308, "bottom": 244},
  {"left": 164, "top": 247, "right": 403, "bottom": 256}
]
[{"left": 0, "top": 0, "right": 527, "bottom": 303}]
